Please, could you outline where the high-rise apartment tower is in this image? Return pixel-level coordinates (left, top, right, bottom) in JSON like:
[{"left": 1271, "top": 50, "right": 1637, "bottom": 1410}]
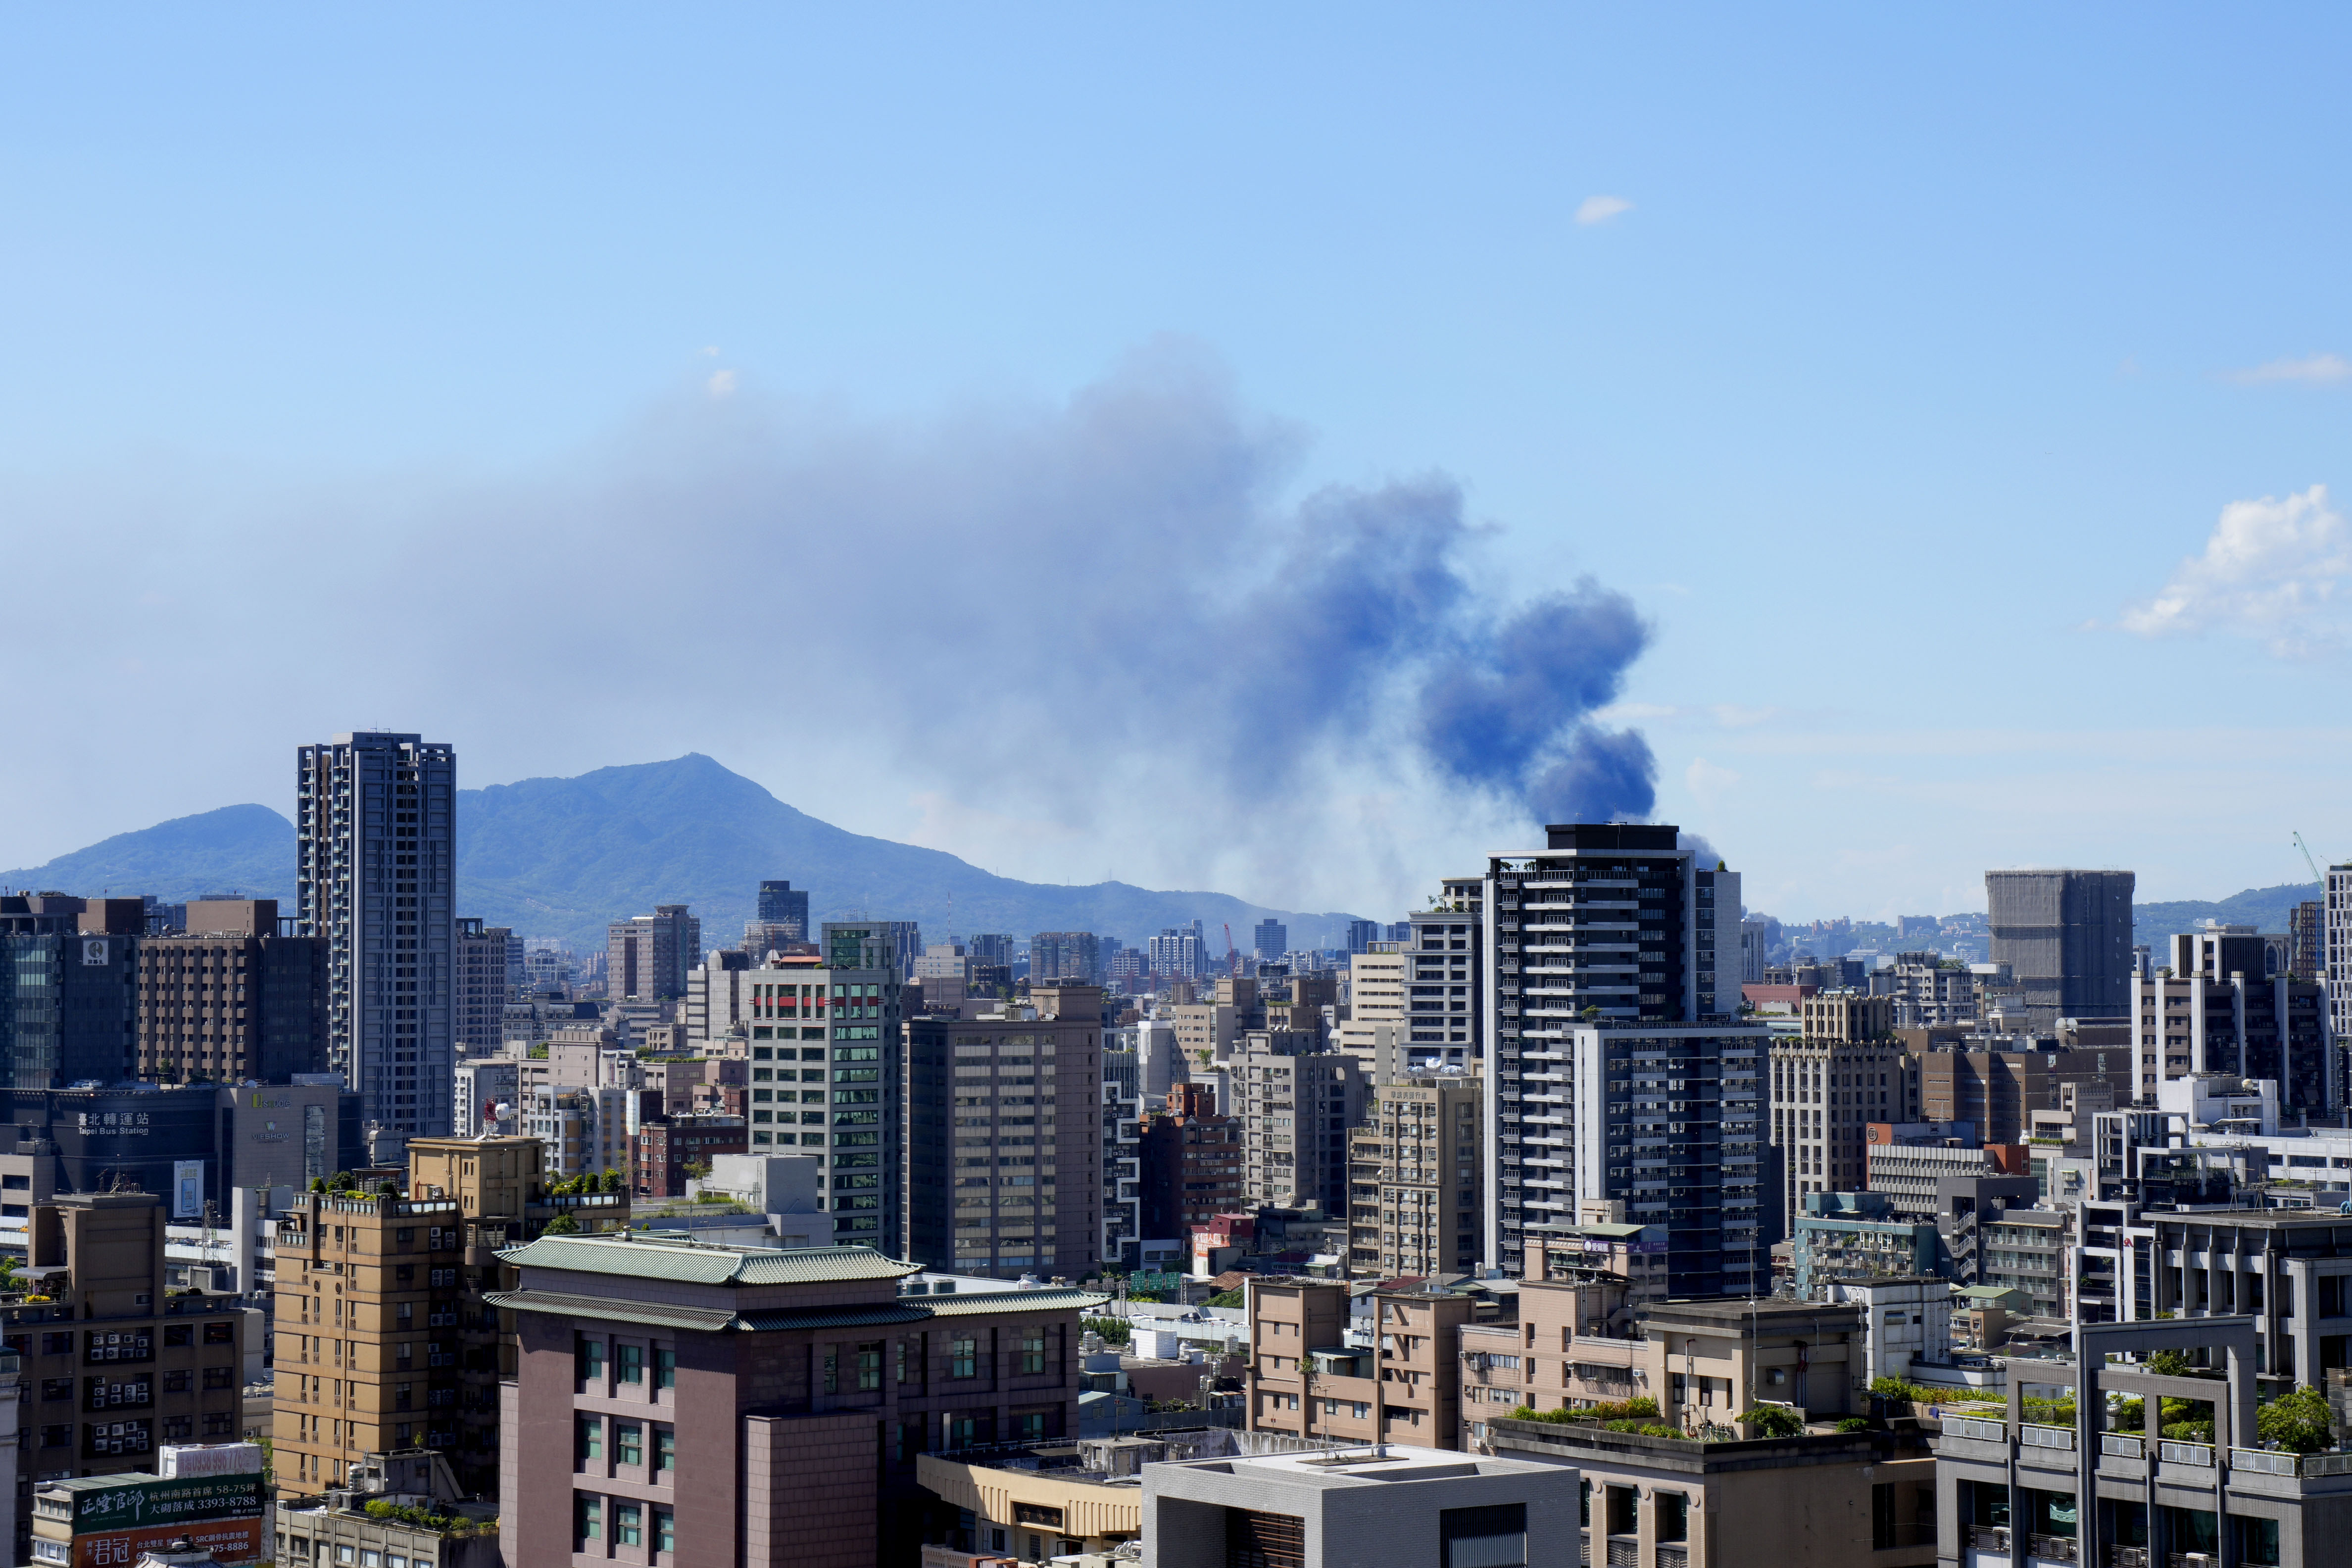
[
  {"left": 1481, "top": 822, "right": 1743, "bottom": 1273},
  {"left": 295, "top": 732, "right": 456, "bottom": 1136}
]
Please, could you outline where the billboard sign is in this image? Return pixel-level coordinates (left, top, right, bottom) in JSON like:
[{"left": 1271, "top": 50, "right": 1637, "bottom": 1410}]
[
  {"left": 67, "top": 1473, "right": 263, "bottom": 1532},
  {"left": 71, "top": 1515, "right": 265, "bottom": 1568},
  {"left": 172, "top": 1161, "right": 205, "bottom": 1220}
]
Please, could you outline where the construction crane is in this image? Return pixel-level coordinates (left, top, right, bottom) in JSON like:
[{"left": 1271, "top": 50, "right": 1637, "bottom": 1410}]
[{"left": 2295, "top": 831, "right": 2327, "bottom": 885}]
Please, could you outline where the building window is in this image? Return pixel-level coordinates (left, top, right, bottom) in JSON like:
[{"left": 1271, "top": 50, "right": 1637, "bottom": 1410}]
[
  {"left": 950, "top": 1338, "right": 977, "bottom": 1378},
  {"left": 577, "top": 1337, "right": 604, "bottom": 1386},
  {"left": 614, "top": 1422, "right": 642, "bottom": 1467},
  {"left": 655, "top": 1427, "right": 675, "bottom": 1472},
  {"left": 655, "top": 1348, "right": 675, "bottom": 1389},
  {"left": 858, "top": 1342, "right": 883, "bottom": 1392},
  {"left": 577, "top": 1416, "right": 603, "bottom": 1463},
  {"left": 1021, "top": 1330, "right": 1046, "bottom": 1374},
  {"left": 576, "top": 1496, "right": 601, "bottom": 1544},
  {"left": 655, "top": 1509, "right": 675, "bottom": 1555},
  {"left": 617, "top": 1344, "right": 643, "bottom": 1384},
  {"left": 616, "top": 1504, "right": 642, "bottom": 1547}
]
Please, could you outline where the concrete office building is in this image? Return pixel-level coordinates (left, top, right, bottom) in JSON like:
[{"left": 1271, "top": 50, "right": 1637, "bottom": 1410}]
[
  {"left": 1031, "top": 931, "right": 1100, "bottom": 986},
  {"left": 1347, "top": 1076, "right": 1481, "bottom": 1279},
  {"left": 0, "top": 897, "right": 142, "bottom": 1089},
  {"left": 1143, "top": 1439, "right": 1577, "bottom": 1568},
  {"left": 1345, "top": 919, "right": 1381, "bottom": 954},
  {"left": 904, "top": 985, "right": 1104, "bottom": 1277},
  {"left": 131, "top": 900, "right": 328, "bottom": 1085},
  {"left": 295, "top": 732, "right": 458, "bottom": 1136},
  {"left": 1484, "top": 823, "right": 1743, "bottom": 1272},
  {"left": 450, "top": 920, "right": 518, "bottom": 1057},
  {"left": 755, "top": 880, "right": 810, "bottom": 940},
  {"left": 1874, "top": 952, "right": 1979, "bottom": 1028},
  {"left": 1770, "top": 1026, "right": 1921, "bottom": 1209},
  {"left": 491, "top": 1233, "right": 1101, "bottom": 1568},
  {"left": 1985, "top": 867, "right": 2136, "bottom": 1029},
  {"left": 1236, "top": 1032, "right": 1365, "bottom": 1217},
  {"left": 606, "top": 905, "right": 699, "bottom": 1004},
  {"left": 1916, "top": 1043, "right": 2137, "bottom": 1145},
  {"left": 733, "top": 951, "right": 899, "bottom": 1254},
  {"left": 1253, "top": 920, "right": 1287, "bottom": 962},
  {"left": 2130, "top": 928, "right": 2333, "bottom": 1111}
]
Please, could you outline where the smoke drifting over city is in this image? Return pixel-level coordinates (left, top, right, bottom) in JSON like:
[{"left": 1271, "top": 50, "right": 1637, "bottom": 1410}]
[{"left": 3, "top": 344, "right": 1664, "bottom": 905}]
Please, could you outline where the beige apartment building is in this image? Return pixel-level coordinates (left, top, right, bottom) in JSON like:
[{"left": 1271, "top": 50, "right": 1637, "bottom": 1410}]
[
  {"left": 1346, "top": 1075, "right": 1480, "bottom": 1279},
  {"left": 1335, "top": 943, "right": 1406, "bottom": 1083},
  {"left": 1770, "top": 1010, "right": 1921, "bottom": 1208},
  {"left": 1236, "top": 1034, "right": 1364, "bottom": 1215},
  {"left": 1246, "top": 1278, "right": 1472, "bottom": 1451},
  {"left": 272, "top": 1134, "right": 628, "bottom": 1500}
]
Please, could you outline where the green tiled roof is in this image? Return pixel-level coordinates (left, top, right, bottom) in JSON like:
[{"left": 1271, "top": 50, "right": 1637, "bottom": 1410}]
[
  {"left": 488, "top": 1287, "right": 1106, "bottom": 1333},
  {"left": 497, "top": 1235, "right": 918, "bottom": 1285}
]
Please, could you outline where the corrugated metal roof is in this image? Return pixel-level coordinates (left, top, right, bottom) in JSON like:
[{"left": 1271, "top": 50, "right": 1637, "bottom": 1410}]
[
  {"left": 497, "top": 1235, "right": 918, "bottom": 1285},
  {"left": 484, "top": 1289, "right": 738, "bottom": 1332}
]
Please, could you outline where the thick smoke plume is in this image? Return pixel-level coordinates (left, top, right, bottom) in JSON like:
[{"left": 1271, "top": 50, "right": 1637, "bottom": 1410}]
[{"left": 2, "top": 343, "right": 1662, "bottom": 907}]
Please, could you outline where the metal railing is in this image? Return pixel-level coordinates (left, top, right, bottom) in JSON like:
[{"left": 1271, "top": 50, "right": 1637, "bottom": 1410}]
[
  {"left": 2028, "top": 1534, "right": 2079, "bottom": 1563},
  {"left": 1945, "top": 1415, "right": 2007, "bottom": 1442},
  {"left": 2099, "top": 1434, "right": 2144, "bottom": 1460},
  {"left": 2228, "top": 1447, "right": 2300, "bottom": 1476},
  {"left": 2157, "top": 1440, "right": 2213, "bottom": 1468},
  {"left": 2021, "top": 1423, "right": 2077, "bottom": 1452},
  {"left": 1656, "top": 1547, "right": 1688, "bottom": 1568}
]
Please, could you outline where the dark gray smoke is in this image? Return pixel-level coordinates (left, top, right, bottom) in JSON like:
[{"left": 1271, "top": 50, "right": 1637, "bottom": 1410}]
[
  {"left": 1418, "top": 584, "right": 1657, "bottom": 824},
  {"left": 0, "top": 342, "right": 1666, "bottom": 899}
]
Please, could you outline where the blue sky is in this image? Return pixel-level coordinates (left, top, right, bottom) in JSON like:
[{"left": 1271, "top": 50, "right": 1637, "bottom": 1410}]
[{"left": 5, "top": 6, "right": 2351, "bottom": 924}]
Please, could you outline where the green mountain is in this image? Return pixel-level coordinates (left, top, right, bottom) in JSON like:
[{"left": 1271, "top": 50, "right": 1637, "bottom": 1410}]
[
  {"left": 0, "top": 754, "right": 1371, "bottom": 955},
  {"left": 2134, "top": 882, "right": 2321, "bottom": 951}
]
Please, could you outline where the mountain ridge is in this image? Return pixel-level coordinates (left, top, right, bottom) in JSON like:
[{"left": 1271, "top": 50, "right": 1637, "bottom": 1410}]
[{"left": 0, "top": 754, "right": 1372, "bottom": 954}]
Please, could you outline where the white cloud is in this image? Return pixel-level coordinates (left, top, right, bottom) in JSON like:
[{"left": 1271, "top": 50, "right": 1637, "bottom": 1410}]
[
  {"left": 2224, "top": 353, "right": 2352, "bottom": 386},
  {"left": 1575, "top": 195, "right": 1632, "bottom": 226},
  {"left": 2119, "top": 484, "right": 2351, "bottom": 655},
  {"left": 706, "top": 369, "right": 737, "bottom": 398}
]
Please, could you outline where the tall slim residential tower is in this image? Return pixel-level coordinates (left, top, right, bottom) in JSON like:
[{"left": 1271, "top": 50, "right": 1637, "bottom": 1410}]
[
  {"left": 1481, "top": 822, "right": 1744, "bottom": 1274},
  {"left": 296, "top": 733, "right": 457, "bottom": 1136},
  {"left": 1030, "top": 931, "right": 1100, "bottom": 986},
  {"left": 1985, "top": 868, "right": 2136, "bottom": 1029},
  {"left": 452, "top": 919, "right": 520, "bottom": 1057}
]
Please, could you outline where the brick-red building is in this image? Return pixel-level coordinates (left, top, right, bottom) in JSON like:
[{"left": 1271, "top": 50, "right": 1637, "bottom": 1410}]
[
  {"left": 1138, "top": 1083, "right": 1243, "bottom": 1236},
  {"left": 492, "top": 1233, "right": 1102, "bottom": 1568},
  {"left": 634, "top": 1114, "right": 750, "bottom": 1199}
]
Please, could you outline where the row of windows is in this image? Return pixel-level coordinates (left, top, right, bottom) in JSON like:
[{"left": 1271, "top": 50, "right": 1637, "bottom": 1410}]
[{"left": 578, "top": 1496, "right": 676, "bottom": 1553}]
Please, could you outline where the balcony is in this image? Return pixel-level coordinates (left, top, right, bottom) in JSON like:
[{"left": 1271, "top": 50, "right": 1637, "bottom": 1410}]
[{"left": 2028, "top": 1536, "right": 2078, "bottom": 1563}]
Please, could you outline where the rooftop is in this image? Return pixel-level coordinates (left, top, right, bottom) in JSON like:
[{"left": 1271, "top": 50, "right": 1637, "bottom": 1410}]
[{"left": 497, "top": 1234, "right": 917, "bottom": 1285}]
